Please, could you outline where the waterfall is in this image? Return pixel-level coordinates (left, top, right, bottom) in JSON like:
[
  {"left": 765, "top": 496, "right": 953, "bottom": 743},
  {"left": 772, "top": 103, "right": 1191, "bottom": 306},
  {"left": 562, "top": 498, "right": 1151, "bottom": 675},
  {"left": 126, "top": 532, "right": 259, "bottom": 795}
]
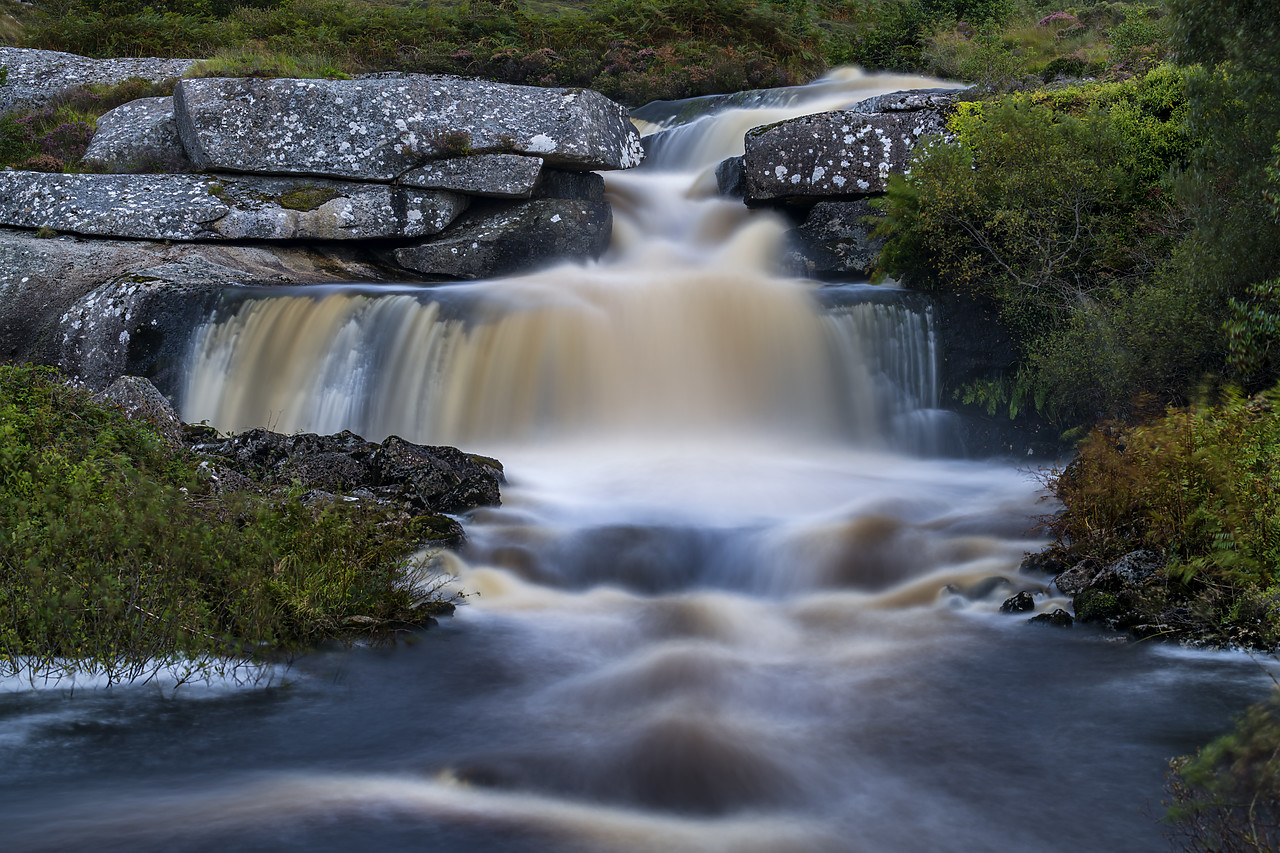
[
  {"left": 10, "top": 69, "right": 1269, "bottom": 853},
  {"left": 183, "top": 278, "right": 945, "bottom": 451},
  {"left": 182, "top": 67, "right": 962, "bottom": 454}
]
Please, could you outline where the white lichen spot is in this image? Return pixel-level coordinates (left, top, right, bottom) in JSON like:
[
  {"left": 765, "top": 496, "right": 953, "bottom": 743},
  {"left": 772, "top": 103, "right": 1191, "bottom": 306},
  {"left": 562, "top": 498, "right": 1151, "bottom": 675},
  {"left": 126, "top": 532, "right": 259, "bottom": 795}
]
[
  {"left": 550, "top": 214, "right": 562, "bottom": 223},
  {"left": 857, "top": 179, "right": 870, "bottom": 190},
  {"left": 790, "top": 174, "right": 801, "bottom": 184},
  {"left": 774, "top": 165, "right": 788, "bottom": 179},
  {"left": 811, "top": 166, "right": 826, "bottom": 182},
  {"left": 832, "top": 175, "right": 847, "bottom": 188},
  {"left": 527, "top": 133, "right": 556, "bottom": 154},
  {"left": 118, "top": 330, "right": 130, "bottom": 344}
]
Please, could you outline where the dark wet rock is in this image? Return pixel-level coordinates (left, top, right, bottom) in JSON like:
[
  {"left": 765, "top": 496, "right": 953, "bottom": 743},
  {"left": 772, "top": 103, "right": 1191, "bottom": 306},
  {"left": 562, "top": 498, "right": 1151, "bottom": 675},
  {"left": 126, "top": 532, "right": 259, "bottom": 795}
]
[
  {"left": 174, "top": 76, "right": 644, "bottom": 180},
  {"left": 393, "top": 197, "right": 612, "bottom": 280},
  {"left": 1000, "top": 591, "right": 1036, "bottom": 614},
  {"left": 1066, "top": 550, "right": 1165, "bottom": 631},
  {"left": 1053, "top": 558, "right": 1102, "bottom": 595},
  {"left": 715, "top": 156, "right": 746, "bottom": 198},
  {"left": 784, "top": 199, "right": 884, "bottom": 279},
  {"left": 0, "top": 172, "right": 468, "bottom": 241},
  {"left": 1020, "top": 550, "right": 1069, "bottom": 576},
  {"left": 191, "top": 428, "right": 504, "bottom": 516},
  {"left": 534, "top": 169, "right": 607, "bottom": 202},
  {"left": 82, "top": 96, "right": 194, "bottom": 174},
  {"left": 93, "top": 375, "right": 184, "bottom": 446},
  {"left": 399, "top": 154, "right": 543, "bottom": 199},
  {"left": 946, "top": 575, "right": 1014, "bottom": 601},
  {"left": 1072, "top": 587, "right": 1129, "bottom": 626},
  {"left": 0, "top": 46, "right": 193, "bottom": 115},
  {"left": 743, "top": 106, "right": 950, "bottom": 202},
  {"left": 1028, "top": 608, "right": 1073, "bottom": 628}
]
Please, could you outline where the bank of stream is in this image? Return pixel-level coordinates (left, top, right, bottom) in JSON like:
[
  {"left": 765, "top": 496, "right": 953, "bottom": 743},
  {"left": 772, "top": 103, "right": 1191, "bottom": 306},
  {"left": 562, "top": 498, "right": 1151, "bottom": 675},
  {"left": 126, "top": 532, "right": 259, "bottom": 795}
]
[{"left": 2, "top": 69, "right": 1275, "bottom": 852}]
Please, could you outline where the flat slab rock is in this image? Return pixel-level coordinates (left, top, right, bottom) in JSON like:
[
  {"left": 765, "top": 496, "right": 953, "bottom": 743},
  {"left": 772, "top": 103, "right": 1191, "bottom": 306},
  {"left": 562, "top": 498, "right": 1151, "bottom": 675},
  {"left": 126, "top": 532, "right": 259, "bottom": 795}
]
[
  {"left": 743, "top": 92, "right": 955, "bottom": 202},
  {"left": 82, "top": 96, "right": 193, "bottom": 173},
  {"left": 394, "top": 197, "right": 612, "bottom": 280},
  {"left": 0, "top": 171, "right": 467, "bottom": 241},
  {"left": 399, "top": 153, "right": 544, "bottom": 198},
  {"left": 174, "top": 76, "right": 645, "bottom": 180},
  {"left": 0, "top": 46, "right": 193, "bottom": 115}
]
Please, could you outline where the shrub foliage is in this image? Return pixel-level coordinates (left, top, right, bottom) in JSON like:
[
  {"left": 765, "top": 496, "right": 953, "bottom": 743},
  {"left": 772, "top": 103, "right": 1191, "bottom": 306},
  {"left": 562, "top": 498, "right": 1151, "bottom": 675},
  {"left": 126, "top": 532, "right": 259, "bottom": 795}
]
[{"left": 0, "top": 365, "right": 456, "bottom": 682}]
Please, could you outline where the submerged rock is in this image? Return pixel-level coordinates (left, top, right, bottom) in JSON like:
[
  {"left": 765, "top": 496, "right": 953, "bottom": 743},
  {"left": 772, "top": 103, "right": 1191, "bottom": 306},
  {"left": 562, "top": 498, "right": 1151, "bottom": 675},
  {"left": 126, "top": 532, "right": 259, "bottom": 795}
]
[
  {"left": 1000, "top": 591, "right": 1036, "bottom": 614},
  {"left": 1028, "top": 608, "right": 1073, "bottom": 628},
  {"left": 174, "top": 76, "right": 645, "bottom": 180}
]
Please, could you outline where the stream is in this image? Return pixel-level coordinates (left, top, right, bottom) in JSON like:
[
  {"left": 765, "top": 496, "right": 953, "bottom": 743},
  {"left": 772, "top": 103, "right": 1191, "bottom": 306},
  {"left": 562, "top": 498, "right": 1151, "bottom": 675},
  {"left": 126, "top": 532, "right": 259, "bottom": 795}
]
[{"left": 2, "top": 69, "right": 1275, "bottom": 853}]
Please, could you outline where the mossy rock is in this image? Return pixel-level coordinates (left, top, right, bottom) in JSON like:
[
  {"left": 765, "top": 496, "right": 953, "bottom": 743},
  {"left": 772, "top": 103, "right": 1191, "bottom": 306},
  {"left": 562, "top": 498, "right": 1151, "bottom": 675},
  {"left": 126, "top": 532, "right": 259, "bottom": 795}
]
[
  {"left": 1074, "top": 588, "right": 1124, "bottom": 624},
  {"left": 279, "top": 184, "right": 344, "bottom": 211}
]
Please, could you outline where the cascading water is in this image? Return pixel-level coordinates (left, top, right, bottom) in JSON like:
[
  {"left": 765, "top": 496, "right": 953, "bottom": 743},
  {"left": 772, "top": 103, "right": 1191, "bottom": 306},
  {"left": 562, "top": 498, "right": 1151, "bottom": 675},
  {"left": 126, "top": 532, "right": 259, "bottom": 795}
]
[{"left": 3, "top": 68, "right": 1276, "bottom": 853}]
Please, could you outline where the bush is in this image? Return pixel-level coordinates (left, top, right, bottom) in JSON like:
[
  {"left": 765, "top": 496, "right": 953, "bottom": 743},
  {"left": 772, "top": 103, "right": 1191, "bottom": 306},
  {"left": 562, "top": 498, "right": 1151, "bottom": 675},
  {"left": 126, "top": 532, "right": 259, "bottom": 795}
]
[
  {"left": 1047, "top": 386, "right": 1280, "bottom": 646},
  {"left": 0, "top": 365, "right": 457, "bottom": 683},
  {"left": 1166, "top": 694, "right": 1280, "bottom": 852},
  {"left": 875, "top": 66, "right": 1193, "bottom": 425}
]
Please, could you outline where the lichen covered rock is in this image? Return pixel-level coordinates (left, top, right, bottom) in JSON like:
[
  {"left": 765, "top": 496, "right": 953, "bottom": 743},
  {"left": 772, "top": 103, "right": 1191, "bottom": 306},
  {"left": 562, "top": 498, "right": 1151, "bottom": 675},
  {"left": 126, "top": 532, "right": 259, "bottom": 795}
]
[
  {"left": 784, "top": 199, "right": 885, "bottom": 278},
  {"left": 173, "top": 76, "right": 645, "bottom": 180},
  {"left": 82, "top": 96, "right": 193, "bottom": 173},
  {"left": 742, "top": 91, "right": 957, "bottom": 203},
  {"left": 399, "top": 154, "right": 544, "bottom": 198},
  {"left": 0, "top": 46, "right": 193, "bottom": 115},
  {"left": 0, "top": 172, "right": 467, "bottom": 241}
]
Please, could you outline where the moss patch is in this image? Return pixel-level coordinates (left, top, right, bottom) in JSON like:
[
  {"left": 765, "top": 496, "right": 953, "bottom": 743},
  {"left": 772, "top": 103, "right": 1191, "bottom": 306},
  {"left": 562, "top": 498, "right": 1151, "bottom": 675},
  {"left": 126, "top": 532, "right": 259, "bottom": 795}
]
[{"left": 279, "top": 184, "right": 344, "bottom": 211}]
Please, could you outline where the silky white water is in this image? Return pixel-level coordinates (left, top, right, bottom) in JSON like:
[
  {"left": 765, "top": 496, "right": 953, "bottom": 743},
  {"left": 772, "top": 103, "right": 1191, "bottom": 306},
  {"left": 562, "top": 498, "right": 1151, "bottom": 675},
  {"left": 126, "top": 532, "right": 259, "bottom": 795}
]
[{"left": 2, "top": 69, "right": 1273, "bottom": 853}]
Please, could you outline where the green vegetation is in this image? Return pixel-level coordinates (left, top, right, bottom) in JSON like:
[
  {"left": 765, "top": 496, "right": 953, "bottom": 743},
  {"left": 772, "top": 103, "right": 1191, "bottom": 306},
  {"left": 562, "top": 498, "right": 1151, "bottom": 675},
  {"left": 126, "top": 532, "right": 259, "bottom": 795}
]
[
  {"left": 0, "top": 76, "right": 177, "bottom": 172},
  {"left": 877, "top": 0, "right": 1280, "bottom": 433},
  {"left": 1048, "top": 388, "right": 1280, "bottom": 648},
  {"left": 0, "top": 0, "right": 1169, "bottom": 109},
  {"left": 877, "top": 65, "right": 1192, "bottom": 424},
  {"left": 0, "top": 364, "right": 456, "bottom": 683},
  {"left": 1166, "top": 694, "right": 1280, "bottom": 852},
  {"left": 278, "top": 183, "right": 344, "bottom": 210}
]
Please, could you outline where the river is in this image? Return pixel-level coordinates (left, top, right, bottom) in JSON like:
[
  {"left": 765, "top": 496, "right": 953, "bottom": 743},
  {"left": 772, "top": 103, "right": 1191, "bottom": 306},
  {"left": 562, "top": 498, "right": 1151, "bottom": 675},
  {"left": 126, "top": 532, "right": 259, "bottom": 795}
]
[{"left": 2, "top": 69, "right": 1274, "bottom": 852}]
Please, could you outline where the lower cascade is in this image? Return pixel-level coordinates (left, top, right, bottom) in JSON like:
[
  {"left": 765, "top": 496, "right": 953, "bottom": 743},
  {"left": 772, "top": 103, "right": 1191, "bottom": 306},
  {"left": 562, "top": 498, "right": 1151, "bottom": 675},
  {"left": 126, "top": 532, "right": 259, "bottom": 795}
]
[{"left": 4, "top": 69, "right": 1276, "bottom": 853}]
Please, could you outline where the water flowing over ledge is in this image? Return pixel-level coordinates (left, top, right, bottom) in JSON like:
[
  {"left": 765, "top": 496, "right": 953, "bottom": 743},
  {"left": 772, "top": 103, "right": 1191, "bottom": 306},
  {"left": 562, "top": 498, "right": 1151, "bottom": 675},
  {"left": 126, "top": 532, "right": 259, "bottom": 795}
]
[{"left": 3, "top": 68, "right": 1276, "bottom": 853}]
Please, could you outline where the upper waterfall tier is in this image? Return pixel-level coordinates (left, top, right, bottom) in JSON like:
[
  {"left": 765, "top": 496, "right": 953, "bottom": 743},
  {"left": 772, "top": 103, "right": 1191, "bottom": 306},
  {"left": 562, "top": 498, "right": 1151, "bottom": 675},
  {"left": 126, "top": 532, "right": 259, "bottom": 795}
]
[{"left": 181, "top": 68, "right": 961, "bottom": 453}]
